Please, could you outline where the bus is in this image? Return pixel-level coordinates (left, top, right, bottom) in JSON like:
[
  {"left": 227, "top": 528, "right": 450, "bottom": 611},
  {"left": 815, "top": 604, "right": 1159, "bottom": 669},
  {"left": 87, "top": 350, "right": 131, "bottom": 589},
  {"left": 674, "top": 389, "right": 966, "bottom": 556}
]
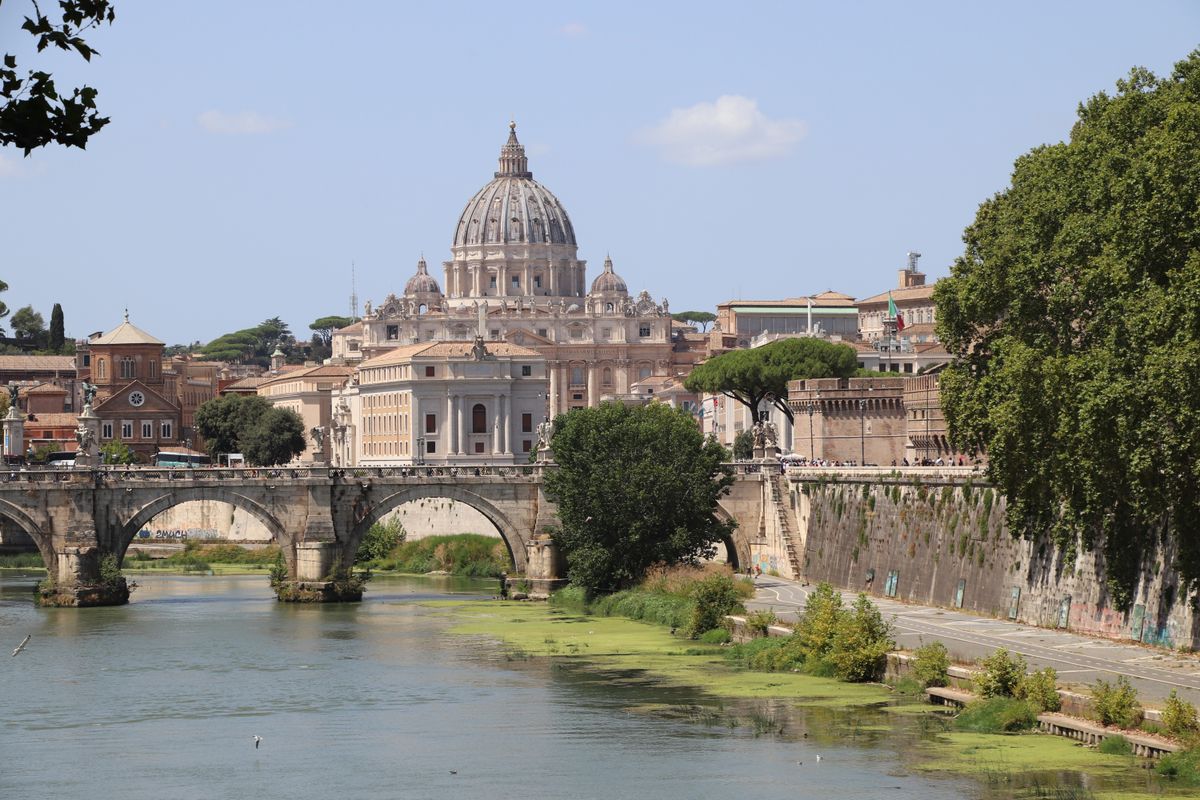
[
  {"left": 45, "top": 451, "right": 76, "bottom": 468},
  {"left": 152, "top": 451, "right": 212, "bottom": 468}
]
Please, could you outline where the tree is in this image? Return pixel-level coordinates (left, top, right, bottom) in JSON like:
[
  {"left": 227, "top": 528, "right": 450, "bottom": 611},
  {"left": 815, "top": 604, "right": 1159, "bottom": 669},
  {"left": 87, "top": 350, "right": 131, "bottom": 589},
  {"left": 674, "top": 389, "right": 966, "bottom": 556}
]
[
  {"left": 240, "top": 406, "right": 306, "bottom": 466},
  {"left": 671, "top": 311, "right": 717, "bottom": 332},
  {"left": 193, "top": 394, "right": 272, "bottom": 458},
  {"left": 199, "top": 318, "right": 299, "bottom": 367},
  {"left": 309, "top": 315, "right": 357, "bottom": 347},
  {"left": 10, "top": 305, "right": 44, "bottom": 344},
  {"left": 0, "top": 279, "right": 10, "bottom": 335},
  {"left": 934, "top": 51, "right": 1200, "bottom": 607},
  {"left": 100, "top": 439, "right": 135, "bottom": 465},
  {"left": 48, "top": 302, "right": 64, "bottom": 352},
  {"left": 684, "top": 337, "right": 858, "bottom": 425},
  {"left": 1, "top": 1, "right": 116, "bottom": 155},
  {"left": 732, "top": 429, "right": 753, "bottom": 461},
  {"left": 543, "top": 402, "right": 735, "bottom": 590}
]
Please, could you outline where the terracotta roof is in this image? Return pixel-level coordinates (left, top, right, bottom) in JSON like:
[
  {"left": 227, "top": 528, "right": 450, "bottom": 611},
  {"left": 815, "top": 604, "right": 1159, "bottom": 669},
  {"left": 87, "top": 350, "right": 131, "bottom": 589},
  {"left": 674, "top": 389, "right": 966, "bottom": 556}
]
[
  {"left": 0, "top": 355, "right": 75, "bottom": 372},
  {"left": 899, "top": 322, "right": 937, "bottom": 338},
  {"left": 360, "top": 340, "right": 542, "bottom": 367},
  {"left": 223, "top": 376, "right": 267, "bottom": 390},
  {"left": 858, "top": 283, "right": 938, "bottom": 306},
  {"left": 26, "top": 382, "right": 68, "bottom": 395},
  {"left": 336, "top": 320, "right": 363, "bottom": 334},
  {"left": 25, "top": 412, "right": 78, "bottom": 427},
  {"left": 721, "top": 292, "right": 858, "bottom": 309},
  {"left": 90, "top": 316, "right": 164, "bottom": 345},
  {"left": 258, "top": 364, "right": 354, "bottom": 387}
]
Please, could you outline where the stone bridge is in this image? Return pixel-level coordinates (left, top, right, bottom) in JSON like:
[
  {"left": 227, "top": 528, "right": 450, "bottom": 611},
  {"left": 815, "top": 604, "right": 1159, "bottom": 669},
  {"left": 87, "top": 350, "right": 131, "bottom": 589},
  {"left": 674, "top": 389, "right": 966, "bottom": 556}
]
[{"left": 2, "top": 464, "right": 764, "bottom": 606}]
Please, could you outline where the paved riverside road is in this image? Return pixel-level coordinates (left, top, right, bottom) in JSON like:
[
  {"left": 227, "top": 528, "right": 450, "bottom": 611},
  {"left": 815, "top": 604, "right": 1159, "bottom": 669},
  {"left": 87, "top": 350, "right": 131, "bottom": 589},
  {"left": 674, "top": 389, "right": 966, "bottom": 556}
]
[{"left": 748, "top": 576, "right": 1200, "bottom": 707}]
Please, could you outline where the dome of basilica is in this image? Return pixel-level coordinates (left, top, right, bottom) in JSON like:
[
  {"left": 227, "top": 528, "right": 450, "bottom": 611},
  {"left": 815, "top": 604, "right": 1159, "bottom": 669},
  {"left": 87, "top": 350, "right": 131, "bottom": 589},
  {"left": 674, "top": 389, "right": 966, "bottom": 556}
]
[
  {"left": 452, "top": 123, "right": 576, "bottom": 248},
  {"left": 589, "top": 256, "right": 628, "bottom": 295},
  {"left": 404, "top": 257, "right": 441, "bottom": 295}
]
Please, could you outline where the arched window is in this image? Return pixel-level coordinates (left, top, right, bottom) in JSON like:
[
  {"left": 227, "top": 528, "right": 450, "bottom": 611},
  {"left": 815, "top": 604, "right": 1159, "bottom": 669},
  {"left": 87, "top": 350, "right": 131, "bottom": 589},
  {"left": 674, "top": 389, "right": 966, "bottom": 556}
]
[
  {"left": 602, "top": 367, "right": 612, "bottom": 386},
  {"left": 472, "top": 403, "right": 487, "bottom": 433},
  {"left": 97, "top": 358, "right": 106, "bottom": 378}
]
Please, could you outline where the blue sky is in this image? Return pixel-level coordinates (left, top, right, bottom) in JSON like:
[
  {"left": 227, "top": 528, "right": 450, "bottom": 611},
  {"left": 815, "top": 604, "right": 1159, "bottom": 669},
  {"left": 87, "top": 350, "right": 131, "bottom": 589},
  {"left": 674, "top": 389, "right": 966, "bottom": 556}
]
[{"left": 1, "top": 1, "right": 1196, "bottom": 345}]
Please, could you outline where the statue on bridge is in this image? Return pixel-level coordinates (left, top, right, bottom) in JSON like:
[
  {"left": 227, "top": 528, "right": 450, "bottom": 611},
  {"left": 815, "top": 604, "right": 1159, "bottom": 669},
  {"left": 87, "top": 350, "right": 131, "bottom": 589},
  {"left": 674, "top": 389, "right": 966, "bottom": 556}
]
[
  {"left": 7, "top": 383, "right": 18, "bottom": 406},
  {"left": 75, "top": 423, "right": 94, "bottom": 452},
  {"left": 81, "top": 381, "right": 97, "bottom": 409}
]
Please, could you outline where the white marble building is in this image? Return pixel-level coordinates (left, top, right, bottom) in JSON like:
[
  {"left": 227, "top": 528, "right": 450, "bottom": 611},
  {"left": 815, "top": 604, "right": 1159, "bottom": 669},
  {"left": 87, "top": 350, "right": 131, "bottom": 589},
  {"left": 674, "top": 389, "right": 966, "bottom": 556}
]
[{"left": 332, "top": 124, "right": 677, "bottom": 418}]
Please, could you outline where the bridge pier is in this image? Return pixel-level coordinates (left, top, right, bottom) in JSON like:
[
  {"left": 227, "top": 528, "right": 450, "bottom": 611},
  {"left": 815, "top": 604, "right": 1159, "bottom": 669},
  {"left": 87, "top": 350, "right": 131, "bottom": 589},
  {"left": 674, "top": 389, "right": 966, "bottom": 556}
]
[
  {"left": 275, "top": 541, "right": 363, "bottom": 603},
  {"left": 37, "top": 545, "right": 131, "bottom": 607}
]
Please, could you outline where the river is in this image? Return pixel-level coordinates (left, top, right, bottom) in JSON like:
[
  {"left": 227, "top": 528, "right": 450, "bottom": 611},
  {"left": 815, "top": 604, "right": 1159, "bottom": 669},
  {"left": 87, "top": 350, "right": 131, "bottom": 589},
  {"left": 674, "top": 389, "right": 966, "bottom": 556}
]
[{"left": 0, "top": 571, "right": 1126, "bottom": 799}]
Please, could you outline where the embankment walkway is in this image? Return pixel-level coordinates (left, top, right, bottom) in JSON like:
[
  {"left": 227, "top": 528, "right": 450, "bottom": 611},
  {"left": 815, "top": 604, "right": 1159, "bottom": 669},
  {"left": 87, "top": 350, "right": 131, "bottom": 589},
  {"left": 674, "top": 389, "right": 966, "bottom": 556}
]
[{"left": 749, "top": 576, "right": 1200, "bottom": 707}]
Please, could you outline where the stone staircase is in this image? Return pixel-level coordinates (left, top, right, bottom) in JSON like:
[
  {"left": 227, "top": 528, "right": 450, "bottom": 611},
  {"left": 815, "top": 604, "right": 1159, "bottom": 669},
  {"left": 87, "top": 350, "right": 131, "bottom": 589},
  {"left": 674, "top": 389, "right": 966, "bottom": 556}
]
[{"left": 769, "top": 475, "right": 804, "bottom": 579}]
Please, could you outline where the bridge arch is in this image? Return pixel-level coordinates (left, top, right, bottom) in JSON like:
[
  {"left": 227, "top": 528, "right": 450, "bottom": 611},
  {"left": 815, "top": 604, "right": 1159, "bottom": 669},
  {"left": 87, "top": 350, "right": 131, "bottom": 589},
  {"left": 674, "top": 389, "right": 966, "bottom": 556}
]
[
  {"left": 348, "top": 484, "right": 525, "bottom": 571},
  {"left": 715, "top": 502, "right": 749, "bottom": 571},
  {"left": 116, "top": 488, "right": 288, "bottom": 563},
  {"left": 0, "top": 498, "right": 55, "bottom": 571}
]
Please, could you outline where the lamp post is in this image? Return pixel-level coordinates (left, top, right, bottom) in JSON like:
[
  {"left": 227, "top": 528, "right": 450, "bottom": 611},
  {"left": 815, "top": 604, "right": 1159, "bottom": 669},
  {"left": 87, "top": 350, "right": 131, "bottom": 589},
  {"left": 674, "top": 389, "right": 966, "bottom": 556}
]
[
  {"left": 806, "top": 400, "right": 816, "bottom": 462},
  {"left": 858, "top": 397, "right": 867, "bottom": 466}
]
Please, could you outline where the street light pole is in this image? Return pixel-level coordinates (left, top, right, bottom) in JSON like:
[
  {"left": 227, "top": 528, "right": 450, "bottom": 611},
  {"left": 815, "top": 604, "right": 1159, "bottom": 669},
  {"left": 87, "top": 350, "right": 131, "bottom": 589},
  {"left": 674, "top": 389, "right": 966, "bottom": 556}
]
[
  {"left": 858, "top": 397, "right": 867, "bottom": 466},
  {"left": 806, "top": 400, "right": 816, "bottom": 462}
]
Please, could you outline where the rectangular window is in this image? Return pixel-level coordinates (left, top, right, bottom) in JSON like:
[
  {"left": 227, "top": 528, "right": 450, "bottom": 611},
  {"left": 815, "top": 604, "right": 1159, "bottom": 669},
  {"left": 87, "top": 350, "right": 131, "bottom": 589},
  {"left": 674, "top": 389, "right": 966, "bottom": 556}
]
[
  {"left": 426, "top": 440, "right": 436, "bottom": 454},
  {"left": 474, "top": 442, "right": 485, "bottom": 454},
  {"left": 522, "top": 439, "right": 532, "bottom": 453},
  {"left": 569, "top": 328, "right": 583, "bottom": 339},
  {"left": 490, "top": 329, "right": 499, "bottom": 339},
  {"left": 521, "top": 413, "right": 532, "bottom": 433},
  {"left": 489, "top": 276, "right": 497, "bottom": 288},
  {"left": 425, "top": 413, "right": 436, "bottom": 434},
  {"left": 82, "top": 354, "right": 91, "bottom": 366},
  {"left": 537, "top": 328, "right": 547, "bottom": 338},
  {"left": 387, "top": 325, "right": 399, "bottom": 340},
  {"left": 521, "top": 365, "right": 532, "bottom": 377},
  {"left": 121, "top": 421, "right": 133, "bottom": 439},
  {"left": 511, "top": 275, "right": 520, "bottom": 288},
  {"left": 349, "top": 340, "right": 360, "bottom": 351},
  {"left": 141, "top": 421, "right": 152, "bottom": 439},
  {"left": 161, "top": 422, "right": 172, "bottom": 439},
  {"left": 102, "top": 422, "right": 113, "bottom": 439},
  {"left": 534, "top": 276, "right": 542, "bottom": 289},
  {"left": 570, "top": 367, "right": 584, "bottom": 385},
  {"left": 425, "top": 366, "right": 435, "bottom": 377},
  {"left": 903, "top": 362, "right": 914, "bottom": 373},
  {"left": 601, "top": 328, "right": 611, "bottom": 340},
  {"left": 639, "top": 325, "right": 651, "bottom": 337}
]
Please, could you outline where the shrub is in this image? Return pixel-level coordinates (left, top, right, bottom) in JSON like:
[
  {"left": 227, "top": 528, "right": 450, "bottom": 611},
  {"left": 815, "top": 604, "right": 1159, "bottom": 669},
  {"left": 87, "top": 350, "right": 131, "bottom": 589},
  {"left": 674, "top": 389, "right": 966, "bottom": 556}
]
[
  {"left": 1092, "top": 676, "right": 1142, "bottom": 728},
  {"left": 1017, "top": 667, "right": 1061, "bottom": 712},
  {"left": 744, "top": 609, "right": 777, "bottom": 637},
  {"left": 1157, "top": 746, "right": 1200, "bottom": 785},
  {"left": 796, "top": 582, "right": 843, "bottom": 658},
  {"left": 549, "top": 584, "right": 589, "bottom": 612},
  {"left": 268, "top": 552, "right": 288, "bottom": 588},
  {"left": 591, "top": 589, "right": 693, "bottom": 629},
  {"left": 1163, "top": 689, "right": 1199, "bottom": 738},
  {"left": 378, "top": 533, "right": 509, "bottom": 577},
  {"left": 975, "top": 648, "right": 1027, "bottom": 698},
  {"left": 686, "top": 573, "right": 745, "bottom": 638},
  {"left": 1098, "top": 735, "right": 1133, "bottom": 755},
  {"left": 912, "top": 641, "right": 951, "bottom": 688},
  {"left": 954, "top": 697, "right": 1038, "bottom": 733},
  {"left": 699, "top": 628, "right": 731, "bottom": 644},
  {"left": 98, "top": 553, "right": 124, "bottom": 588},
  {"left": 357, "top": 518, "right": 405, "bottom": 563},
  {"left": 829, "top": 593, "right": 894, "bottom": 682}
]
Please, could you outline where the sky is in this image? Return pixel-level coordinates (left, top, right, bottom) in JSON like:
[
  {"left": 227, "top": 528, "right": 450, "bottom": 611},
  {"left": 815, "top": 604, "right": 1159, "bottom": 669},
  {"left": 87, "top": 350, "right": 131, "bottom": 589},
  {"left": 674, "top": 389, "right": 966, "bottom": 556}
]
[{"left": 1, "top": 1, "right": 1197, "bottom": 346}]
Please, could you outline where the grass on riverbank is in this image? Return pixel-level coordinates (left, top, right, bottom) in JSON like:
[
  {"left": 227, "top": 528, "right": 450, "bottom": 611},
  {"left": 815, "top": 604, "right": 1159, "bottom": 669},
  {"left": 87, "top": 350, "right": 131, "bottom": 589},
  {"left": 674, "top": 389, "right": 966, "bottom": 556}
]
[
  {"left": 0, "top": 552, "right": 45, "bottom": 569},
  {"left": 365, "top": 533, "right": 509, "bottom": 578},
  {"left": 124, "top": 543, "right": 280, "bottom": 573}
]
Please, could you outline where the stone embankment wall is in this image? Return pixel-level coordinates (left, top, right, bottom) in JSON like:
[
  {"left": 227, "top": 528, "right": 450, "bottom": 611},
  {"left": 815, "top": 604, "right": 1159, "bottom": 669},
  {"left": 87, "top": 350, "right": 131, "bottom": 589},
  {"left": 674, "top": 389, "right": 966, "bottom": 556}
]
[{"left": 782, "top": 472, "right": 1198, "bottom": 649}]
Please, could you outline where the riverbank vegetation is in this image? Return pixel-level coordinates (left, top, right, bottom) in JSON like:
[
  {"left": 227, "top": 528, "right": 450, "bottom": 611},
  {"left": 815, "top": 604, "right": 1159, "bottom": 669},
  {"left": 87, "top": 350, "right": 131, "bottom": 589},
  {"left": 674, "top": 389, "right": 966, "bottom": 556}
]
[
  {"left": 124, "top": 542, "right": 281, "bottom": 573},
  {"left": 361, "top": 529, "right": 509, "bottom": 578}
]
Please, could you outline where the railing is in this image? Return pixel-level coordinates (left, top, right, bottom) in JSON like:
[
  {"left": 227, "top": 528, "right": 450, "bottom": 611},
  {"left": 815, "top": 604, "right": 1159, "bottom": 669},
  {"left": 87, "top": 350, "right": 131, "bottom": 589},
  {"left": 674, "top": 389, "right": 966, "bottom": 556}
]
[
  {"left": 333, "top": 464, "right": 542, "bottom": 479},
  {"left": 0, "top": 463, "right": 546, "bottom": 485}
]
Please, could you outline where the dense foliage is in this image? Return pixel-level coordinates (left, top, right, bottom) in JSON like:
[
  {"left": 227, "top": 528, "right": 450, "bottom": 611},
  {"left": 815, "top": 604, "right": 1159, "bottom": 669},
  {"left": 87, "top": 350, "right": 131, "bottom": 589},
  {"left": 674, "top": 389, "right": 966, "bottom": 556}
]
[
  {"left": 1, "top": 1, "right": 115, "bottom": 154},
  {"left": 1091, "top": 675, "right": 1143, "bottom": 728},
  {"left": 194, "top": 394, "right": 305, "bottom": 465},
  {"left": 671, "top": 311, "right": 717, "bottom": 332},
  {"left": 934, "top": 51, "right": 1200, "bottom": 605},
  {"left": 684, "top": 337, "right": 858, "bottom": 424},
  {"left": 200, "top": 317, "right": 300, "bottom": 367},
  {"left": 356, "top": 518, "right": 405, "bottom": 563},
  {"left": 367, "top": 533, "right": 509, "bottom": 578},
  {"left": 543, "top": 402, "right": 735, "bottom": 590}
]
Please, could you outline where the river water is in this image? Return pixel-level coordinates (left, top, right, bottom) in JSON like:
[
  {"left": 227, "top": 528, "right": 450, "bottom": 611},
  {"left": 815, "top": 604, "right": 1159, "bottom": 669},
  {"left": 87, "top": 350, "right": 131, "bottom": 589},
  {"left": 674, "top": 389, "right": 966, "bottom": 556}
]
[{"left": 0, "top": 572, "right": 1125, "bottom": 799}]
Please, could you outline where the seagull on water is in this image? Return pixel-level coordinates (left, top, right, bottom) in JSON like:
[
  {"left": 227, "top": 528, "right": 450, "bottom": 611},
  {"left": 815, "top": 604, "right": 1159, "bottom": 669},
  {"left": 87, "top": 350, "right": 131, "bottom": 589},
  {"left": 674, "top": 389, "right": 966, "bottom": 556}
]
[
  {"left": 815, "top": 755, "right": 822, "bottom": 762},
  {"left": 253, "top": 735, "right": 263, "bottom": 749},
  {"left": 12, "top": 634, "right": 30, "bottom": 657}
]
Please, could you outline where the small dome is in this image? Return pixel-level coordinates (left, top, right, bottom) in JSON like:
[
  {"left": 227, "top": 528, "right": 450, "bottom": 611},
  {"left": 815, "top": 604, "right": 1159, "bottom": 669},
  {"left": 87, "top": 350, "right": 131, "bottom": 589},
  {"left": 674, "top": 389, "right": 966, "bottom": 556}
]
[
  {"left": 404, "top": 258, "right": 441, "bottom": 295},
  {"left": 590, "top": 256, "right": 628, "bottom": 295}
]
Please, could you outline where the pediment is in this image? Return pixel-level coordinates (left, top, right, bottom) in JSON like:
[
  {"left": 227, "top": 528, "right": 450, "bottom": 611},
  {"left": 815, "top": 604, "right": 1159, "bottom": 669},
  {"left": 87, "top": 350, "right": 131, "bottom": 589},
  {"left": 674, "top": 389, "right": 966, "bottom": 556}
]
[{"left": 93, "top": 380, "right": 179, "bottom": 414}]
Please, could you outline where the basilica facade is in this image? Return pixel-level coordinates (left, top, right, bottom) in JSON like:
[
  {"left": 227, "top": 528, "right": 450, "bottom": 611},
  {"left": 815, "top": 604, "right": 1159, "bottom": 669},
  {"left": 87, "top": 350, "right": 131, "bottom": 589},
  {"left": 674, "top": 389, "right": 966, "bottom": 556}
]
[{"left": 332, "top": 124, "right": 677, "bottom": 419}]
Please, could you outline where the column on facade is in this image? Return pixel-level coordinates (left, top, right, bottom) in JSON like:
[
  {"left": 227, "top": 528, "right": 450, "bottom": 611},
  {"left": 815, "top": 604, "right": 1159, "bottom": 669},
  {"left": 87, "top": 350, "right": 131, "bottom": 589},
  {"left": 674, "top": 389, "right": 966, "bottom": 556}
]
[
  {"left": 587, "top": 365, "right": 598, "bottom": 408},
  {"left": 548, "top": 361, "right": 560, "bottom": 418},
  {"left": 501, "top": 394, "right": 511, "bottom": 455},
  {"left": 447, "top": 395, "right": 456, "bottom": 455},
  {"left": 547, "top": 257, "right": 556, "bottom": 296},
  {"left": 456, "top": 395, "right": 466, "bottom": 455},
  {"left": 492, "top": 396, "right": 502, "bottom": 455},
  {"left": 499, "top": 264, "right": 507, "bottom": 297}
]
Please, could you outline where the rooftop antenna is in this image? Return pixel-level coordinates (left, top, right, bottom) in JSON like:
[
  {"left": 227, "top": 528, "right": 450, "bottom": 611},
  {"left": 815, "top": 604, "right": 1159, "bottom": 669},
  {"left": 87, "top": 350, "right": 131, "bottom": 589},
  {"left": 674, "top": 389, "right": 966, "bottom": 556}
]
[
  {"left": 906, "top": 251, "right": 922, "bottom": 271},
  {"left": 350, "top": 261, "right": 359, "bottom": 319}
]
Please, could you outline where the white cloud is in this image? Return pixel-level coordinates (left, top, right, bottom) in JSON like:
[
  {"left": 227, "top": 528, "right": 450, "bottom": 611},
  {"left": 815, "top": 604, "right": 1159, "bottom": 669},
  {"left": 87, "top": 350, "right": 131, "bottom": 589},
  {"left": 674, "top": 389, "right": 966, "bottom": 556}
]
[
  {"left": 638, "top": 95, "right": 806, "bottom": 167},
  {"left": 560, "top": 22, "right": 587, "bottom": 37},
  {"left": 197, "top": 110, "right": 291, "bottom": 135}
]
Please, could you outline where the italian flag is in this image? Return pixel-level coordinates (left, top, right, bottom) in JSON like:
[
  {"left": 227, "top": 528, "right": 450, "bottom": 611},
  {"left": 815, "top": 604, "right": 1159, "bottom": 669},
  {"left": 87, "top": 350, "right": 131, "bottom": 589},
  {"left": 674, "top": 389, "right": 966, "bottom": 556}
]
[{"left": 888, "top": 293, "right": 905, "bottom": 331}]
